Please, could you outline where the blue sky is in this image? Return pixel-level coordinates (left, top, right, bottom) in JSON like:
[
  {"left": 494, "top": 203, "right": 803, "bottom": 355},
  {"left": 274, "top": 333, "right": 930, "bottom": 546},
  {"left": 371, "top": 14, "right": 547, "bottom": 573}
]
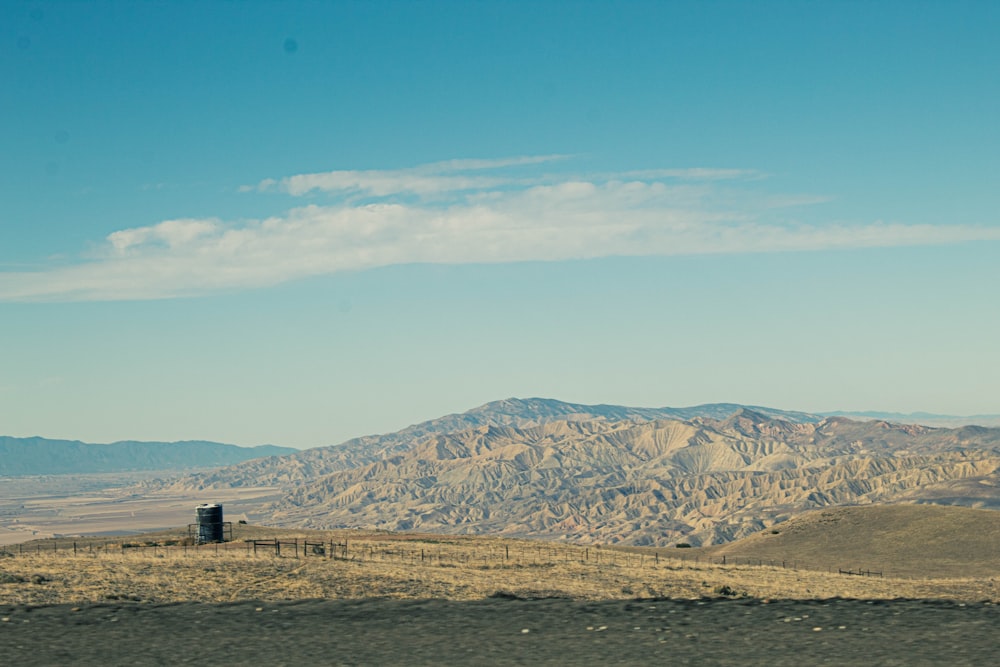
[{"left": 1, "top": 1, "right": 998, "bottom": 448}]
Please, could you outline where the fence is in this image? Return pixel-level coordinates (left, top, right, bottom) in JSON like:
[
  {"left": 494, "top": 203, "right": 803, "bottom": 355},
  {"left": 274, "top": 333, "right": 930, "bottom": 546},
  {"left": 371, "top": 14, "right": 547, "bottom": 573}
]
[
  {"left": 674, "top": 554, "right": 801, "bottom": 569},
  {"left": 0, "top": 538, "right": 885, "bottom": 579},
  {"left": 673, "top": 552, "right": 886, "bottom": 577},
  {"left": 838, "top": 567, "right": 884, "bottom": 578},
  {"left": 1, "top": 539, "right": 675, "bottom": 569},
  {"left": 248, "top": 539, "right": 337, "bottom": 558}
]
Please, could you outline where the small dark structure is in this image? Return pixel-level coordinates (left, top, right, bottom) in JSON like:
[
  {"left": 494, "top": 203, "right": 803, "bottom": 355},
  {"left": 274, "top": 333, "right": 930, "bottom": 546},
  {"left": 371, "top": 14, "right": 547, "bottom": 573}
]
[{"left": 188, "top": 503, "right": 232, "bottom": 544}]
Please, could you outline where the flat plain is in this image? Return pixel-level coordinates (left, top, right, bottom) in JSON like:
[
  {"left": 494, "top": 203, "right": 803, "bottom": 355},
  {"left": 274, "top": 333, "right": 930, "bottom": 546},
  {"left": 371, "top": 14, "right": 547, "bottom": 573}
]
[{"left": 0, "top": 474, "right": 278, "bottom": 546}]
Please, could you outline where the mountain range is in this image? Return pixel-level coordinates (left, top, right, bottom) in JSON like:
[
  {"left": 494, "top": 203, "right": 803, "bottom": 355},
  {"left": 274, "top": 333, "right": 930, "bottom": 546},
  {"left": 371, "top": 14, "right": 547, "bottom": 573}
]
[
  {"left": 820, "top": 410, "right": 1000, "bottom": 428},
  {"left": 0, "top": 437, "right": 295, "bottom": 476},
  {"left": 152, "top": 398, "right": 818, "bottom": 489},
  {"left": 145, "top": 398, "right": 1000, "bottom": 545}
]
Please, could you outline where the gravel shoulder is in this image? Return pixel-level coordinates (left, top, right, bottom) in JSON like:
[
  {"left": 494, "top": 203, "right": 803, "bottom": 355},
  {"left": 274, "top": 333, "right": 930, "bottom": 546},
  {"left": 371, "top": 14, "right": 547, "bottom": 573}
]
[{"left": 2, "top": 597, "right": 998, "bottom": 666}]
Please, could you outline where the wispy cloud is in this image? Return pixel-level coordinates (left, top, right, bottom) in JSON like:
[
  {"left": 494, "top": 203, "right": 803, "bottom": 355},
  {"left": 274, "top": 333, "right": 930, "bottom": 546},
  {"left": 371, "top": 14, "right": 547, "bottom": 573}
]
[
  {"left": 2, "top": 157, "right": 998, "bottom": 302},
  {"left": 615, "top": 168, "right": 764, "bottom": 181},
  {"left": 251, "top": 154, "right": 571, "bottom": 198}
]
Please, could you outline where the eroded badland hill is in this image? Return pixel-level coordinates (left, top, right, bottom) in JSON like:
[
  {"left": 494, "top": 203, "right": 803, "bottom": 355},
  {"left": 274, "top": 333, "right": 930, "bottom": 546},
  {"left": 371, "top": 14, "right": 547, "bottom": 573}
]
[{"left": 143, "top": 399, "right": 1000, "bottom": 546}]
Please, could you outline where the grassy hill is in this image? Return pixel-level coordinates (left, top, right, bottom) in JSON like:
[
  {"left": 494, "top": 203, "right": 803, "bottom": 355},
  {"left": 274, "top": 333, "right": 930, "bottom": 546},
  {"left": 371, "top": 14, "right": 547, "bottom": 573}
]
[
  {"left": 2, "top": 513, "right": 998, "bottom": 605},
  {"left": 699, "top": 504, "right": 1000, "bottom": 579}
]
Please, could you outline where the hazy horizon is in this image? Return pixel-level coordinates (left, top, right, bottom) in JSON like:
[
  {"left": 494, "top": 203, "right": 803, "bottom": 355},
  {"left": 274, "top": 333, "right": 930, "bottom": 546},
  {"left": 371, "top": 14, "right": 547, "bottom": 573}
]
[{"left": 5, "top": 397, "right": 1000, "bottom": 451}]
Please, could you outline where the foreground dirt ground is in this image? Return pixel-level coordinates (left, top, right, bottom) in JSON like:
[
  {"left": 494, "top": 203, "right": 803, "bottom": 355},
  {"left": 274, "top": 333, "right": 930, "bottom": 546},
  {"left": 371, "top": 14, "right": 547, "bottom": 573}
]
[{"left": 2, "top": 597, "right": 998, "bottom": 666}]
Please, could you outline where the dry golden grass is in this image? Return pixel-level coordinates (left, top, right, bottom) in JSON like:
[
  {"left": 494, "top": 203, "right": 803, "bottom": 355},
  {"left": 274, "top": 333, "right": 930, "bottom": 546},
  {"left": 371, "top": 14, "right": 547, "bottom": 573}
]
[
  {"left": 2, "top": 524, "right": 998, "bottom": 606},
  {"left": 693, "top": 504, "right": 1000, "bottom": 579}
]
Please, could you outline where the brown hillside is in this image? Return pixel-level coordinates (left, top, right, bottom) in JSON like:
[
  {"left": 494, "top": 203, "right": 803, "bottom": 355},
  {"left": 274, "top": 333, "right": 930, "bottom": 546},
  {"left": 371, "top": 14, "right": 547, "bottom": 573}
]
[
  {"left": 702, "top": 504, "right": 1000, "bottom": 579},
  {"left": 3, "top": 524, "right": 998, "bottom": 605}
]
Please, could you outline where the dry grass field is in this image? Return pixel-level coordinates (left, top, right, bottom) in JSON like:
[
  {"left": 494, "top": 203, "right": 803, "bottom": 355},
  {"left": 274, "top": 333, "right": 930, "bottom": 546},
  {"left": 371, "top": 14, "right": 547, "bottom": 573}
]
[
  {"left": 2, "top": 516, "right": 998, "bottom": 607},
  {"left": 694, "top": 504, "right": 1000, "bottom": 579}
]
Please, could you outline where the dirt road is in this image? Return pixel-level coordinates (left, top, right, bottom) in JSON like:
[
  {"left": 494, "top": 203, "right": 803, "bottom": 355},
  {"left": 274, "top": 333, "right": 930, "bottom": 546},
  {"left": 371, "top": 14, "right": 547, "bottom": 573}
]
[{"left": 2, "top": 597, "right": 996, "bottom": 666}]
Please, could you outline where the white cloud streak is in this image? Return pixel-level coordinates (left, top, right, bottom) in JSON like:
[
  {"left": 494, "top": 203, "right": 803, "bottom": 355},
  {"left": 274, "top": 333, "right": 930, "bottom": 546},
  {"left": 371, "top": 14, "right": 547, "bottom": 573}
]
[
  {"left": 2, "top": 157, "right": 998, "bottom": 302},
  {"left": 256, "top": 154, "right": 572, "bottom": 198}
]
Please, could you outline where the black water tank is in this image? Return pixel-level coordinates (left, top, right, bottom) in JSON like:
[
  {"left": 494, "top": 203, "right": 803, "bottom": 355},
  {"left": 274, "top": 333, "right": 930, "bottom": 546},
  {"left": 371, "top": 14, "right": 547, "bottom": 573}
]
[{"left": 196, "top": 503, "right": 224, "bottom": 543}]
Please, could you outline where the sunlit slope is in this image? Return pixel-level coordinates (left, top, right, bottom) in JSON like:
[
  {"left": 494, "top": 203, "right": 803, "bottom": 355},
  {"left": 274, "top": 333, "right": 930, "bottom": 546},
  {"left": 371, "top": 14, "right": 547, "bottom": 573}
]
[
  {"left": 148, "top": 398, "right": 820, "bottom": 490},
  {"left": 260, "top": 412, "right": 1000, "bottom": 546}
]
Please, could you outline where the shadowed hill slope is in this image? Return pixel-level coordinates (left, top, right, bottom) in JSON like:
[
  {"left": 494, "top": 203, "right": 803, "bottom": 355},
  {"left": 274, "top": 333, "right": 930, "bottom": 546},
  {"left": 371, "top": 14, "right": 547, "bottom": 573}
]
[{"left": 702, "top": 503, "right": 1000, "bottom": 579}]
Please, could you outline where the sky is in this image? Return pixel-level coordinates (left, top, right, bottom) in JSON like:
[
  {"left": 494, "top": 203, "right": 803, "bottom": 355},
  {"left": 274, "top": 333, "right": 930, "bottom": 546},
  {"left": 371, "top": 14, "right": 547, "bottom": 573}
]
[{"left": 1, "top": 1, "right": 998, "bottom": 448}]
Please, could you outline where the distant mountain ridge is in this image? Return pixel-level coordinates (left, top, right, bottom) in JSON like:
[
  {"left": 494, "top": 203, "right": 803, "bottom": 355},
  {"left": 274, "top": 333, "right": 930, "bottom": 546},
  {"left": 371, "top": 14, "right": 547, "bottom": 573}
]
[
  {"left": 156, "top": 398, "right": 822, "bottom": 490},
  {"left": 0, "top": 436, "right": 295, "bottom": 476},
  {"left": 820, "top": 410, "right": 1000, "bottom": 428},
  {"left": 456, "top": 398, "right": 820, "bottom": 426}
]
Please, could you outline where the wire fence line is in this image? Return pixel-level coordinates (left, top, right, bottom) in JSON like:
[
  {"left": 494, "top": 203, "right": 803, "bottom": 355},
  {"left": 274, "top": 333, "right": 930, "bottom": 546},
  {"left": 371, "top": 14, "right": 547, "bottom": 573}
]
[
  {"left": 1, "top": 538, "right": 886, "bottom": 578},
  {"left": 674, "top": 553, "right": 886, "bottom": 578},
  {"left": 1, "top": 538, "right": 671, "bottom": 569}
]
